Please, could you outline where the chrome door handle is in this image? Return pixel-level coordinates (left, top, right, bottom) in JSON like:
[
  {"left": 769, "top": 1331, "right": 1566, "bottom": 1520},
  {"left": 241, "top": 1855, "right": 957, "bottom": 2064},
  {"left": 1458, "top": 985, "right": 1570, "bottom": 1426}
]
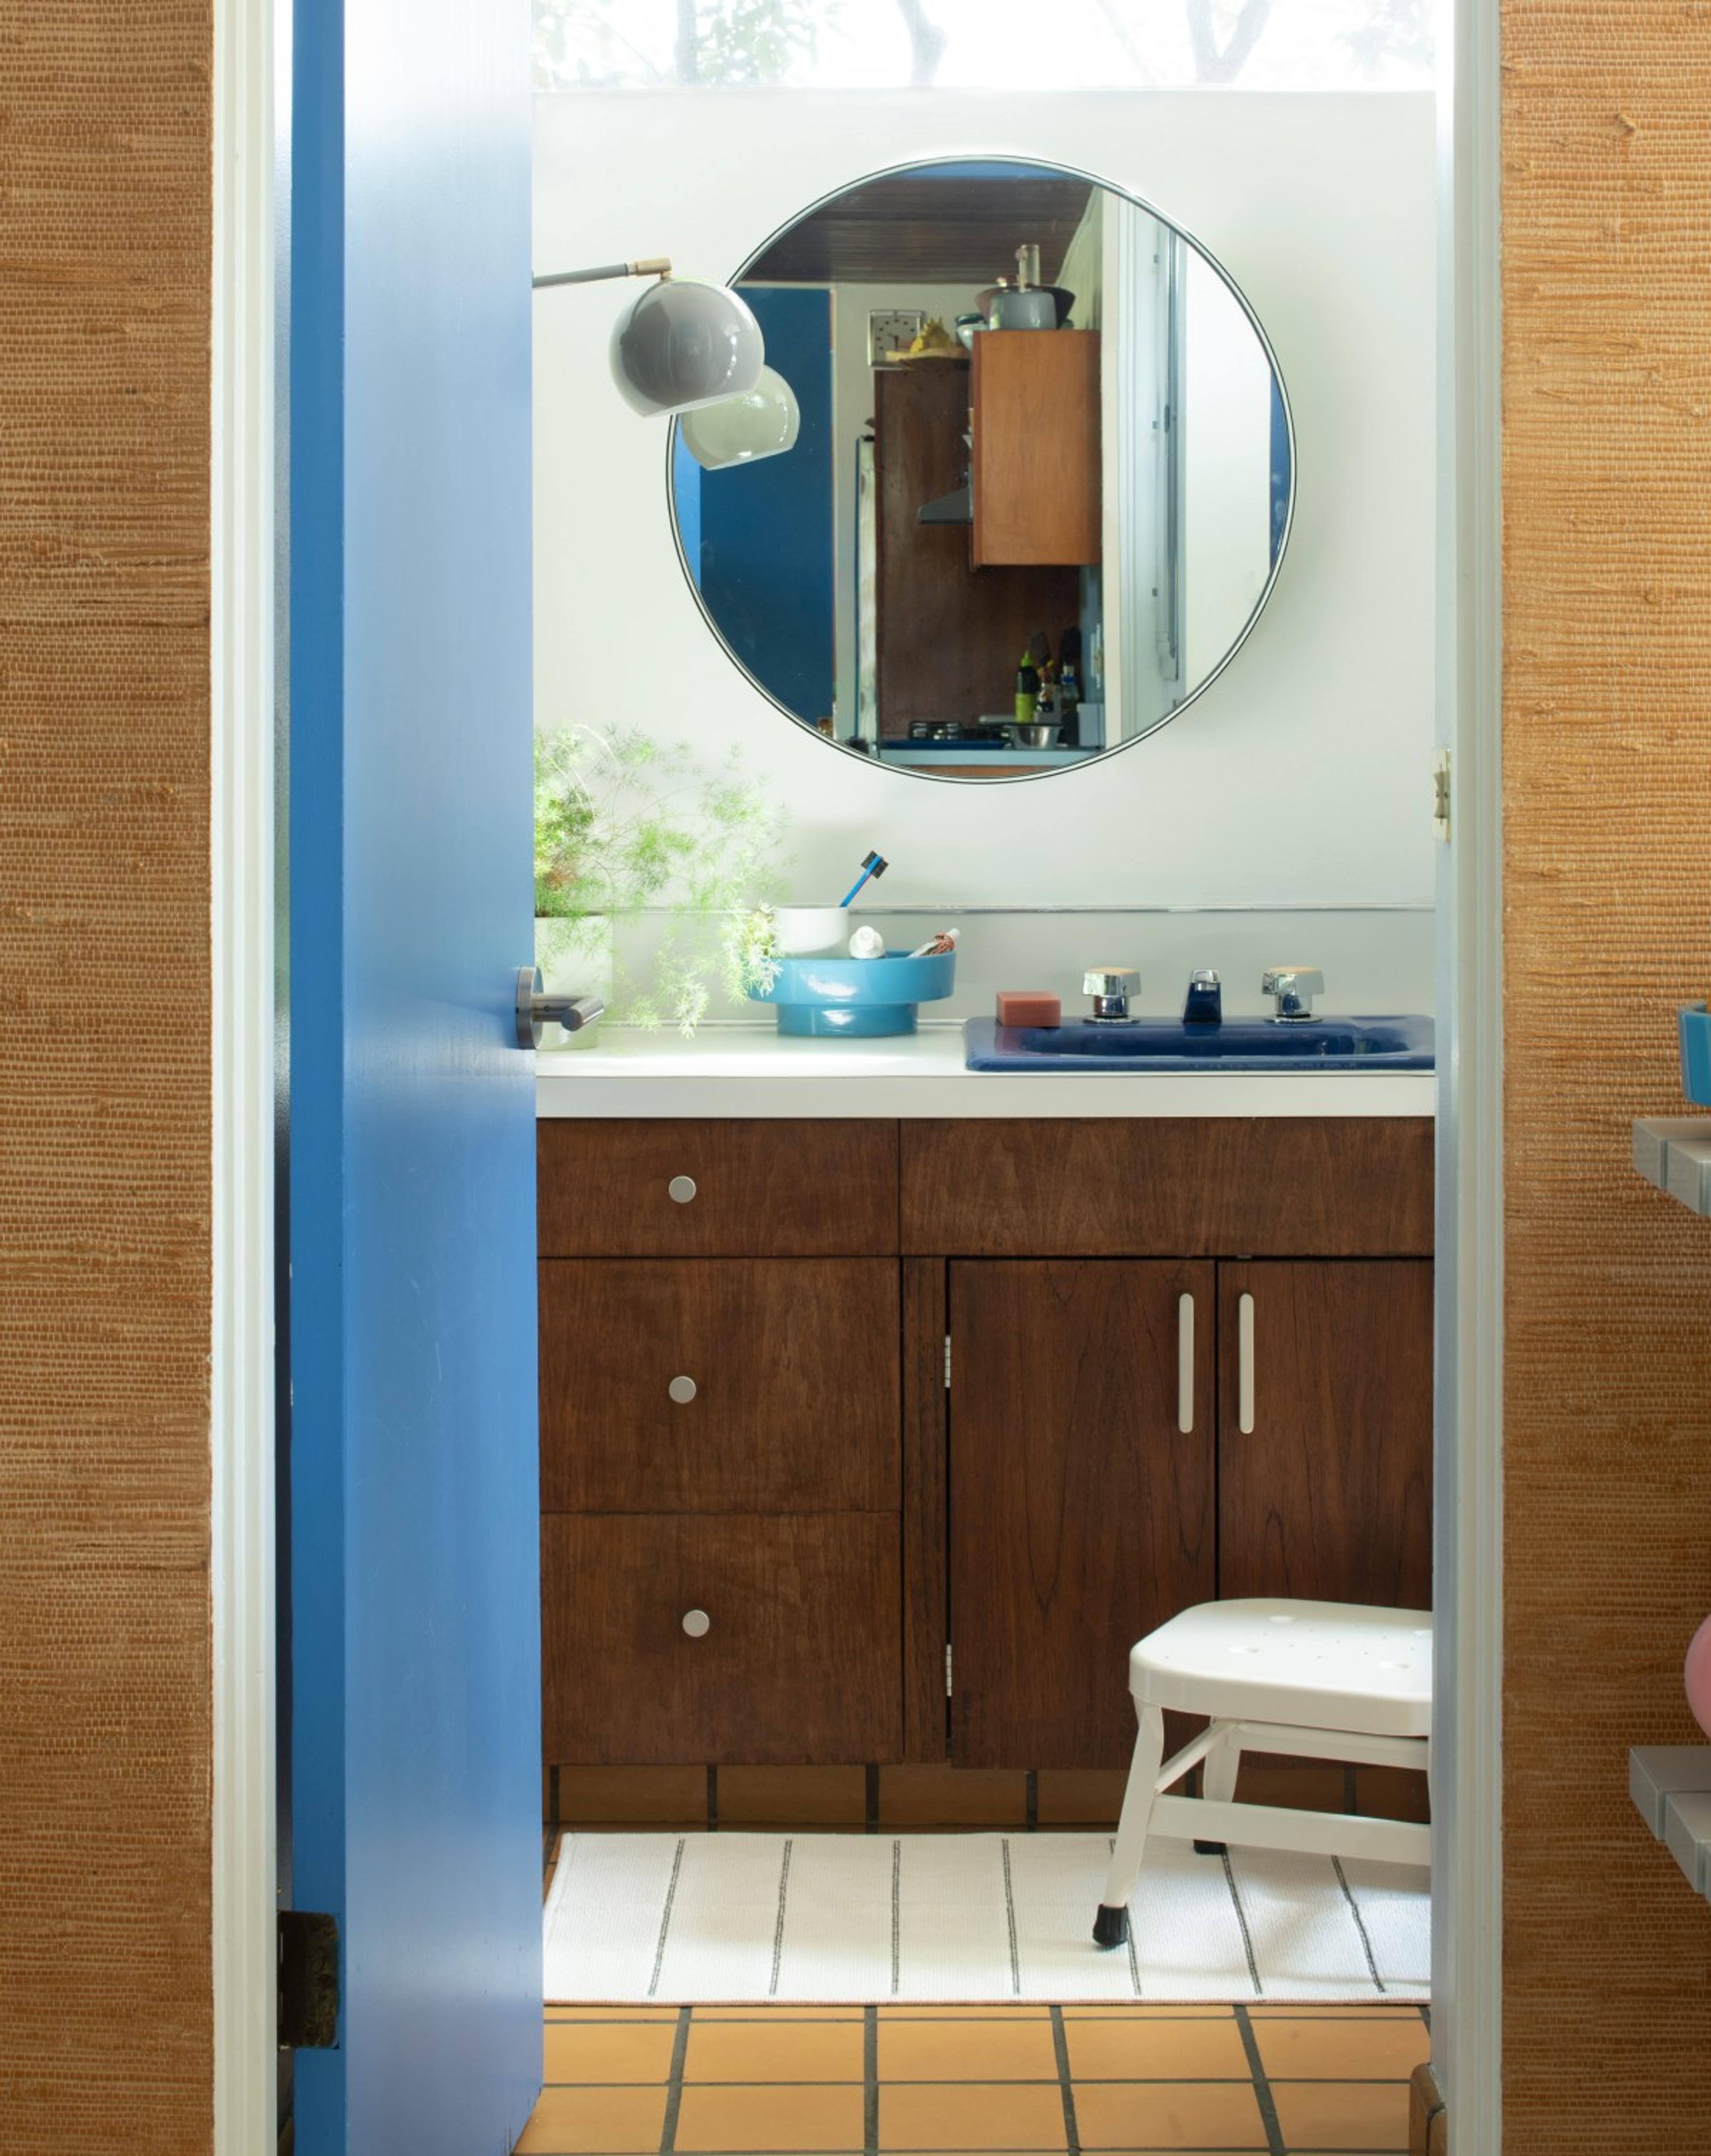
[
  {"left": 1177, "top": 1292, "right": 1195, "bottom": 1434},
  {"left": 515, "top": 964, "right": 605, "bottom": 1048}
]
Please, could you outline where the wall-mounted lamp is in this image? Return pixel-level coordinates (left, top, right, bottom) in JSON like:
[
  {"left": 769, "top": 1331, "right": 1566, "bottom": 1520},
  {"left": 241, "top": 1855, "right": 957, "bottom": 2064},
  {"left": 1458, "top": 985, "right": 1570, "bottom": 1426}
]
[
  {"left": 532, "top": 256, "right": 765, "bottom": 418},
  {"left": 679, "top": 365, "right": 802, "bottom": 471}
]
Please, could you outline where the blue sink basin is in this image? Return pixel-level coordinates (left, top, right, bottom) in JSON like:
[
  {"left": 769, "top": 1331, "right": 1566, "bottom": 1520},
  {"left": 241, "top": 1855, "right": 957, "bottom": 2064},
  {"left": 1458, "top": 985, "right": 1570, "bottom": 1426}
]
[{"left": 963, "top": 1013, "right": 1434, "bottom": 1072}]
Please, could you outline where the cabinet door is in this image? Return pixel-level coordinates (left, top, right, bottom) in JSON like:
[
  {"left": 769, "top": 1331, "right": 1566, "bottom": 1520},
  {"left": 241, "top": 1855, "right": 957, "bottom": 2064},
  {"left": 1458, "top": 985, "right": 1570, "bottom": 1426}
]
[
  {"left": 949, "top": 1260, "right": 1216, "bottom": 1767},
  {"left": 970, "top": 330, "right": 1101, "bottom": 566},
  {"left": 1218, "top": 1262, "right": 1433, "bottom": 1610}
]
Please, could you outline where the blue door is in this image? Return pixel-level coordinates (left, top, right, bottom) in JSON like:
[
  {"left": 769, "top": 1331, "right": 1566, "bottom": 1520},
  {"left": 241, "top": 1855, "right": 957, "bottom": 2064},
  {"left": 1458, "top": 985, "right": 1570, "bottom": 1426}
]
[{"left": 286, "top": 0, "right": 540, "bottom": 2147}]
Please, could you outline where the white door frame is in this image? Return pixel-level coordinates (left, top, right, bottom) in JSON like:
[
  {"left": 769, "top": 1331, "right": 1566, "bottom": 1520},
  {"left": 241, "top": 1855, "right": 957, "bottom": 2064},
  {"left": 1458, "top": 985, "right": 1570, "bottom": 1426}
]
[
  {"left": 210, "top": 0, "right": 278, "bottom": 2141},
  {"left": 206, "top": 6, "right": 1506, "bottom": 2149}
]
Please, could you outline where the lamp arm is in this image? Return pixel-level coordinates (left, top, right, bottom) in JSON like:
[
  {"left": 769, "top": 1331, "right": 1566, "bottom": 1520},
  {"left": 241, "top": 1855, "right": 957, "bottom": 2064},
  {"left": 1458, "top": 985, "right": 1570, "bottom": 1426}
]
[{"left": 531, "top": 257, "right": 672, "bottom": 291}]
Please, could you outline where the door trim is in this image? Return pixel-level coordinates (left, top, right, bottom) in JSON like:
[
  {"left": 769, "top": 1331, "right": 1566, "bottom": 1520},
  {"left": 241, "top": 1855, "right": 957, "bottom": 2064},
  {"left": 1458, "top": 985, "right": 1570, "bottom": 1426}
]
[
  {"left": 210, "top": 0, "right": 278, "bottom": 2142},
  {"left": 1434, "top": 0, "right": 1504, "bottom": 2142}
]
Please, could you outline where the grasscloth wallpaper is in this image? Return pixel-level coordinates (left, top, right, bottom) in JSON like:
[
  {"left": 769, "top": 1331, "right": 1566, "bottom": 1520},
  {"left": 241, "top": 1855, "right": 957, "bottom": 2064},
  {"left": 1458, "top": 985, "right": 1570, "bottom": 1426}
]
[
  {"left": 0, "top": 5, "right": 213, "bottom": 2152},
  {"left": 1502, "top": 3, "right": 1711, "bottom": 2148}
]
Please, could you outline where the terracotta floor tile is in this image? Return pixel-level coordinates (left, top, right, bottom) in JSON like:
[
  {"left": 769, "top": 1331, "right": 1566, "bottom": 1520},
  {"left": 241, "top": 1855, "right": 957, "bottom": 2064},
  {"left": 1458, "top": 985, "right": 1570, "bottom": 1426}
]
[
  {"left": 1060, "top": 2006, "right": 1232, "bottom": 2021},
  {"left": 1064, "top": 2014, "right": 1251, "bottom": 2083},
  {"left": 675, "top": 2081, "right": 867, "bottom": 2152},
  {"left": 544, "top": 2004, "right": 681, "bottom": 2021},
  {"left": 553, "top": 1765, "right": 708, "bottom": 1826},
  {"left": 880, "top": 2080, "right": 1068, "bottom": 2152},
  {"left": 878, "top": 2014, "right": 1061, "bottom": 2082},
  {"left": 878, "top": 2003, "right": 1052, "bottom": 2019},
  {"left": 1252, "top": 2014, "right": 1430, "bottom": 2084},
  {"left": 1072, "top": 2079, "right": 1268, "bottom": 2152},
  {"left": 696, "top": 2004, "right": 864, "bottom": 2021},
  {"left": 1269, "top": 2078, "right": 1412, "bottom": 2152},
  {"left": 543, "top": 2018, "right": 676, "bottom": 2085},
  {"left": 878, "top": 1766, "right": 1030, "bottom": 1827},
  {"left": 717, "top": 1765, "right": 868, "bottom": 1824},
  {"left": 1246, "top": 2004, "right": 1419, "bottom": 2019},
  {"left": 512, "top": 2083, "right": 667, "bottom": 2153},
  {"left": 684, "top": 2016, "right": 865, "bottom": 2083}
]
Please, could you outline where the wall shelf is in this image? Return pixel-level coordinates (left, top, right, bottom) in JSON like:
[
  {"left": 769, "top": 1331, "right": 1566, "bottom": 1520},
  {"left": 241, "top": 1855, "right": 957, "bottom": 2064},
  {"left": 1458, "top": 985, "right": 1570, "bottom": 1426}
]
[
  {"left": 1631, "top": 1746, "right": 1711, "bottom": 1902},
  {"left": 1631, "top": 1118, "right": 1711, "bottom": 1216}
]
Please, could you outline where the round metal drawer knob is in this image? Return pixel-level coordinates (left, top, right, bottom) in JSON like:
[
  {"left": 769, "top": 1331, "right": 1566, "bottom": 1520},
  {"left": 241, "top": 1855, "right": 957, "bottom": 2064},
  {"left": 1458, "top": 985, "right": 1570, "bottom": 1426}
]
[
  {"left": 682, "top": 1608, "right": 711, "bottom": 1639},
  {"left": 667, "top": 1175, "right": 697, "bottom": 1205},
  {"left": 668, "top": 1374, "right": 698, "bottom": 1406}
]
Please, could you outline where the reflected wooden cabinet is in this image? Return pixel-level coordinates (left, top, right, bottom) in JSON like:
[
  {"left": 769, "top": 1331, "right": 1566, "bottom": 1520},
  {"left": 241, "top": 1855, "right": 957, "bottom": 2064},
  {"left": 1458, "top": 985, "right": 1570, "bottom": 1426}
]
[
  {"left": 971, "top": 329, "right": 1101, "bottom": 568},
  {"left": 537, "top": 1117, "right": 1433, "bottom": 1771}
]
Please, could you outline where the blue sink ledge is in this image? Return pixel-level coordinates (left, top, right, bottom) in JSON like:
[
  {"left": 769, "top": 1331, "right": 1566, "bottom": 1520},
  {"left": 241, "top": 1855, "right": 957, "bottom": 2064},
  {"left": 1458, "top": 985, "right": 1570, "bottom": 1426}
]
[{"left": 963, "top": 1013, "right": 1435, "bottom": 1073}]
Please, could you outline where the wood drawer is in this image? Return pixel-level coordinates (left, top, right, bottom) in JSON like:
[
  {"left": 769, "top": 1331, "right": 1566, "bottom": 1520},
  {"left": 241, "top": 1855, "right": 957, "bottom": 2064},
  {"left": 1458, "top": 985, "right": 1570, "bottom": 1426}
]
[
  {"left": 902, "top": 1118, "right": 1434, "bottom": 1258},
  {"left": 542, "top": 1514, "right": 903, "bottom": 1763},
  {"left": 539, "top": 1119, "right": 899, "bottom": 1256},
  {"left": 539, "top": 1259, "right": 901, "bottom": 1513}
]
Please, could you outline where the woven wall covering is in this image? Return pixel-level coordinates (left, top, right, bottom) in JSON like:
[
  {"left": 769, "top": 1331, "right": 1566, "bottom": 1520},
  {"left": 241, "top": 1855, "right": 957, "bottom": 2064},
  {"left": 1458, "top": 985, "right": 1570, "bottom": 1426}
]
[
  {"left": 1503, "top": 3, "right": 1711, "bottom": 2148},
  {"left": 0, "top": 4, "right": 213, "bottom": 2152}
]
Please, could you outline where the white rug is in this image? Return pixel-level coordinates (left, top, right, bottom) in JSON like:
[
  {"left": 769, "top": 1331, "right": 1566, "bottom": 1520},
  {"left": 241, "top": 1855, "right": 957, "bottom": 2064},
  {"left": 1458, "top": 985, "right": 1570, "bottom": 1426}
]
[{"left": 542, "top": 1832, "right": 1429, "bottom": 2004}]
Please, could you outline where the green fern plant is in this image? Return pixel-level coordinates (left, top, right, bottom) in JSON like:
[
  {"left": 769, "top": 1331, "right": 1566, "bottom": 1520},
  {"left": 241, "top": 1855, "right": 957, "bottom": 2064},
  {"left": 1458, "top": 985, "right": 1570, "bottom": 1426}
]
[{"left": 534, "top": 725, "right": 790, "bottom": 1034}]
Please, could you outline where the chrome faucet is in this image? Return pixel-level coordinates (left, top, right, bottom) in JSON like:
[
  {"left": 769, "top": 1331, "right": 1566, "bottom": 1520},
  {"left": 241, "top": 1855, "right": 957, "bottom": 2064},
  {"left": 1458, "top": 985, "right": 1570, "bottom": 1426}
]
[
  {"left": 1182, "top": 970, "right": 1222, "bottom": 1025},
  {"left": 1083, "top": 966, "right": 1140, "bottom": 1022},
  {"left": 1262, "top": 966, "right": 1325, "bottom": 1021}
]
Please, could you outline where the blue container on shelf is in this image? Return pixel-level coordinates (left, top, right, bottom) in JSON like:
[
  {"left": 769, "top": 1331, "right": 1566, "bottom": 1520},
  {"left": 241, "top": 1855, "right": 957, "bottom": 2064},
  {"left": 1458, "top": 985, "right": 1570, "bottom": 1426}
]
[
  {"left": 750, "top": 951, "right": 957, "bottom": 1037},
  {"left": 1680, "top": 1004, "right": 1711, "bottom": 1104}
]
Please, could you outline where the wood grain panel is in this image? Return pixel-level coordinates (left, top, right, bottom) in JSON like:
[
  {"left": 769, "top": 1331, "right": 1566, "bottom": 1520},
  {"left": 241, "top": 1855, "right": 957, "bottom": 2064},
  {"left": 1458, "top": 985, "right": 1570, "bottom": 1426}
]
[
  {"left": 1217, "top": 1262, "right": 1433, "bottom": 1610},
  {"left": 539, "top": 1259, "right": 900, "bottom": 1513},
  {"left": 744, "top": 172, "right": 1092, "bottom": 285},
  {"left": 972, "top": 331, "right": 1102, "bottom": 566},
  {"left": 903, "top": 1119, "right": 1434, "bottom": 1258},
  {"left": 0, "top": 3, "right": 214, "bottom": 2147},
  {"left": 542, "top": 1514, "right": 903, "bottom": 1763},
  {"left": 1502, "top": 7, "right": 1711, "bottom": 2148},
  {"left": 538, "top": 1118, "right": 898, "bottom": 1256},
  {"left": 873, "top": 361, "right": 1079, "bottom": 735},
  {"left": 901, "top": 1259, "right": 950, "bottom": 1760},
  {"left": 948, "top": 1261, "right": 1216, "bottom": 1767}
]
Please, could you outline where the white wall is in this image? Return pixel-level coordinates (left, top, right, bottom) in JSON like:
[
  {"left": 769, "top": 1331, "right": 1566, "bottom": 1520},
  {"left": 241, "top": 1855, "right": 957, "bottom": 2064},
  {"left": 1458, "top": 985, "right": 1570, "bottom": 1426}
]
[{"left": 534, "top": 90, "right": 1437, "bottom": 916}]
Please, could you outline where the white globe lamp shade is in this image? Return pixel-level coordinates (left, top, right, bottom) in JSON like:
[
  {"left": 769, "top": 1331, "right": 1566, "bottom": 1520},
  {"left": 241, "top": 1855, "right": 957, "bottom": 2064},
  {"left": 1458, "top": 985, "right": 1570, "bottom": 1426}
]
[
  {"left": 679, "top": 367, "right": 802, "bottom": 470},
  {"left": 610, "top": 278, "right": 765, "bottom": 417}
]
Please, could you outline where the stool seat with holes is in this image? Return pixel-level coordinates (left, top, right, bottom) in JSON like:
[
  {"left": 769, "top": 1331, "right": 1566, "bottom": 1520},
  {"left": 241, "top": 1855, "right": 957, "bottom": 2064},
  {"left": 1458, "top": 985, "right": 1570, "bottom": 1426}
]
[{"left": 1092, "top": 1598, "right": 1433, "bottom": 1950}]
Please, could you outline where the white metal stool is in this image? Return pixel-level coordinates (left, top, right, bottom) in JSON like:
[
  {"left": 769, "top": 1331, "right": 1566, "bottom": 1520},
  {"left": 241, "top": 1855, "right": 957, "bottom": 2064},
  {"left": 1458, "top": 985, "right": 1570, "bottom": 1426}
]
[{"left": 1093, "top": 1598, "right": 1432, "bottom": 1949}]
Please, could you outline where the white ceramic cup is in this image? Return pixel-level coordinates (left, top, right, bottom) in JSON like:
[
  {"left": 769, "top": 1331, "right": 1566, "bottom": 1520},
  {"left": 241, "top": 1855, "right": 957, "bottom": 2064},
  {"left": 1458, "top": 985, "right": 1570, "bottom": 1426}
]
[{"left": 773, "top": 906, "right": 849, "bottom": 956}]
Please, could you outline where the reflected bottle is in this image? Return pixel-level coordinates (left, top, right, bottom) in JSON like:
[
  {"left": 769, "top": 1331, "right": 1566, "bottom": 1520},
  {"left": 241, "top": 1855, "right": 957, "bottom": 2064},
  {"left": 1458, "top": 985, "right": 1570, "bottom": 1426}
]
[{"left": 1014, "top": 645, "right": 1040, "bottom": 727}]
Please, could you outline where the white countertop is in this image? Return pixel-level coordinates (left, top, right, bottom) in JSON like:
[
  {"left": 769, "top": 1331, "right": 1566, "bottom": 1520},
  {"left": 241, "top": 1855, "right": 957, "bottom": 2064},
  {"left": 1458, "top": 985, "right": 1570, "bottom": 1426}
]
[{"left": 536, "top": 1026, "right": 1437, "bottom": 1119}]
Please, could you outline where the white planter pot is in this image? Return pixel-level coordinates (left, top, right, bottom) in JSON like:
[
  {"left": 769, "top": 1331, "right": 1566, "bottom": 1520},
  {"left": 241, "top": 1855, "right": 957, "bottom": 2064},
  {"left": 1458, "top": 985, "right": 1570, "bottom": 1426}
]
[{"left": 534, "top": 914, "right": 614, "bottom": 1051}]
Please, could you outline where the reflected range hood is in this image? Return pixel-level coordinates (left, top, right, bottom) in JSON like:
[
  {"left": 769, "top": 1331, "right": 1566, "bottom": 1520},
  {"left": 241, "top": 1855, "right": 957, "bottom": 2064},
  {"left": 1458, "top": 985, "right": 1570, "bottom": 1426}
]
[{"left": 918, "top": 478, "right": 973, "bottom": 526}]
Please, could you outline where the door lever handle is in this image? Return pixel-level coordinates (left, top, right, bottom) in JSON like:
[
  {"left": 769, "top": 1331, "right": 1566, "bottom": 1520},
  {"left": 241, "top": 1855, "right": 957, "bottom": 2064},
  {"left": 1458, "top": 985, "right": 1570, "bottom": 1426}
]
[{"left": 515, "top": 965, "right": 606, "bottom": 1049}]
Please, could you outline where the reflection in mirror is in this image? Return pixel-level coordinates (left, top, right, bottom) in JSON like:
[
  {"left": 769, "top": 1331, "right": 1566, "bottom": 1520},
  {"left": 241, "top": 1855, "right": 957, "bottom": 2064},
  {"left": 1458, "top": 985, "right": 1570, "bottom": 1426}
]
[{"left": 668, "top": 157, "right": 1293, "bottom": 781}]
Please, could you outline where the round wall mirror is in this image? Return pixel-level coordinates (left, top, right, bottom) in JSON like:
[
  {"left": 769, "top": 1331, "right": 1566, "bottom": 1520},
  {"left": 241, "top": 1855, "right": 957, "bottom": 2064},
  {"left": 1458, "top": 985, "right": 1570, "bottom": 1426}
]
[{"left": 668, "top": 156, "right": 1294, "bottom": 782}]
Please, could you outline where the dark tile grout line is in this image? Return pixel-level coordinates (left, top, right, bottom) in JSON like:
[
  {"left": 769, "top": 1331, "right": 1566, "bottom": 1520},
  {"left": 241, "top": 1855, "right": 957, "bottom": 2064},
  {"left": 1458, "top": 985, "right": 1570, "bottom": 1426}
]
[
  {"left": 863, "top": 2003, "right": 879, "bottom": 2154},
  {"left": 656, "top": 2004, "right": 692, "bottom": 2155},
  {"left": 1233, "top": 2002, "right": 1288, "bottom": 2156},
  {"left": 1049, "top": 2004, "right": 1081, "bottom": 2156}
]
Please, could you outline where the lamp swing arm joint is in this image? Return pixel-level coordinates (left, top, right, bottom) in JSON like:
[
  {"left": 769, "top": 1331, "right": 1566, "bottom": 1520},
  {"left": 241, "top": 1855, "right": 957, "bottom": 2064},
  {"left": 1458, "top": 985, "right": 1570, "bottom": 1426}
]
[{"left": 532, "top": 256, "right": 673, "bottom": 291}]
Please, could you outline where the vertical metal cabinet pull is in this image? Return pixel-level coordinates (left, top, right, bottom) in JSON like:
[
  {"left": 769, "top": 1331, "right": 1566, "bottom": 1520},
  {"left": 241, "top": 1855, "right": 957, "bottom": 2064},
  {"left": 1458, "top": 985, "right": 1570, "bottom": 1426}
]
[
  {"left": 1238, "top": 1292, "right": 1256, "bottom": 1435},
  {"left": 1177, "top": 1292, "right": 1195, "bottom": 1434}
]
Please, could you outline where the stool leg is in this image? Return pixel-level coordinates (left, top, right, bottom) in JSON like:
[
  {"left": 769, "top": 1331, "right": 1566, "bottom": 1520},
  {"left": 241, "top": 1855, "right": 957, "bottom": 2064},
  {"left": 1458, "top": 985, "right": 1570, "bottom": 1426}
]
[
  {"left": 1195, "top": 1726, "right": 1240, "bottom": 1856},
  {"left": 1093, "top": 1702, "right": 1164, "bottom": 1949}
]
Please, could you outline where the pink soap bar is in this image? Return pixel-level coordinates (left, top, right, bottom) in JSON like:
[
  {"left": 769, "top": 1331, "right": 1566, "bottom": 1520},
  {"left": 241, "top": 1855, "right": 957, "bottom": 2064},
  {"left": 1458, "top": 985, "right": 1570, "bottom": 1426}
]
[{"left": 997, "top": 990, "right": 1062, "bottom": 1028}]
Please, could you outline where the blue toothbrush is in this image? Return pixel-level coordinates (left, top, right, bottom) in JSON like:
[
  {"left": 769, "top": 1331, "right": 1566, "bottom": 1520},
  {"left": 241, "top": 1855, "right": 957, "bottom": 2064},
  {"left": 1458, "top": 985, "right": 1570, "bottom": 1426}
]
[{"left": 839, "top": 850, "right": 889, "bottom": 907}]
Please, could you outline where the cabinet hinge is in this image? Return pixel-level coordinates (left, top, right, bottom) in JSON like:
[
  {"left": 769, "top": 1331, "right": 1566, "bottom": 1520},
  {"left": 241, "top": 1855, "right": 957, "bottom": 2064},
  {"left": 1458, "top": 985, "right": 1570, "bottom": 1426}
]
[
  {"left": 278, "top": 1910, "right": 340, "bottom": 2050},
  {"left": 945, "top": 1644, "right": 953, "bottom": 1697},
  {"left": 944, "top": 1333, "right": 952, "bottom": 1390},
  {"left": 1432, "top": 747, "right": 1451, "bottom": 843}
]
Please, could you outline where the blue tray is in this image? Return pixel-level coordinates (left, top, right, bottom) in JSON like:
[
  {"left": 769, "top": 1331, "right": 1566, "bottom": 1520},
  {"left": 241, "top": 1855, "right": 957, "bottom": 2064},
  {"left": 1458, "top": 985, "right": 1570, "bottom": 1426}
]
[
  {"left": 750, "top": 951, "right": 956, "bottom": 1037},
  {"left": 1680, "top": 1005, "right": 1711, "bottom": 1104}
]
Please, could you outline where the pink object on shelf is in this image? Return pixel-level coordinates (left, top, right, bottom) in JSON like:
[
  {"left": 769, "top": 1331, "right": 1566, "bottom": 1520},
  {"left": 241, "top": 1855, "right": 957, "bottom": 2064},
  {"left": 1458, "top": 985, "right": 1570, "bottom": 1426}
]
[{"left": 1686, "top": 1614, "right": 1711, "bottom": 1740}]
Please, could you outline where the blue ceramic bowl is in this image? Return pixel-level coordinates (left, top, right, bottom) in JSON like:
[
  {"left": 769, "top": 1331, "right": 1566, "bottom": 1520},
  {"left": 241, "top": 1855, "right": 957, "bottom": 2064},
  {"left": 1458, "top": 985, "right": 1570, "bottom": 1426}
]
[
  {"left": 751, "top": 951, "right": 957, "bottom": 1037},
  {"left": 1680, "top": 1004, "right": 1711, "bottom": 1104}
]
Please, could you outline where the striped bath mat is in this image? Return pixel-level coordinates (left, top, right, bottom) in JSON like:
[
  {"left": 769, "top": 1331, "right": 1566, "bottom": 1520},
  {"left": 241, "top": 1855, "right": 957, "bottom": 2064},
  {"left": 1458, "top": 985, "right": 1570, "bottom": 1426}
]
[{"left": 542, "top": 1832, "right": 1429, "bottom": 2004}]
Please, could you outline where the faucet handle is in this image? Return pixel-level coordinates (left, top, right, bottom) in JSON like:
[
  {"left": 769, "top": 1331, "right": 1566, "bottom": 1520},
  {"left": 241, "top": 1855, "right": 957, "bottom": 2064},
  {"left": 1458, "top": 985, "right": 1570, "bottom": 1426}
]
[
  {"left": 1261, "top": 966, "right": 1324, "bottom": 1020},
  {"left": 1083, "top": 966, "right": 1140, "bottom": 1021}
]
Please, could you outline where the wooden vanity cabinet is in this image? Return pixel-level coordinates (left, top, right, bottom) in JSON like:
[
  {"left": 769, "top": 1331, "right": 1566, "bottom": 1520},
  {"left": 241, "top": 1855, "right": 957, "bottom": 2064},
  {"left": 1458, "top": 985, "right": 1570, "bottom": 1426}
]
[{"left": 537, "top": 1114, "right": 1433, "bottom": 1776}]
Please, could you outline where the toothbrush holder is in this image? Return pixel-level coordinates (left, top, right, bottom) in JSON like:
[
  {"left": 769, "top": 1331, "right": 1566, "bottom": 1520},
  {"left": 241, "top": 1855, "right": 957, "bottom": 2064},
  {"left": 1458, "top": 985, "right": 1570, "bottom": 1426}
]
[{"left": 750, "top": 949, "right": 957, "bottom": 1038}]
